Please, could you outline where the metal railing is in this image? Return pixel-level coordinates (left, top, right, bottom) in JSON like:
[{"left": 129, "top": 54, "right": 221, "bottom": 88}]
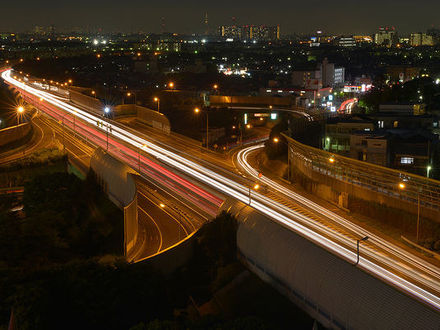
[{"left": 284, "top": 134, "right": 440, "bottom": 211}]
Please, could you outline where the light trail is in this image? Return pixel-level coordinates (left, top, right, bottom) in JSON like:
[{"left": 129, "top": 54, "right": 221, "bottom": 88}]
[
  {"left": 3, "top": 69, "right": 440, "bottom": 311},
  {"left": 338, "top": 98, "right": 358, "bottom": 114},
  {"left": 236, "top": 145, "right": 440, "bottom": 284}
]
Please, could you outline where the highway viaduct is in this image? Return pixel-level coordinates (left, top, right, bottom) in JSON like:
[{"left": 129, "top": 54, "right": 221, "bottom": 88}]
[{"left": 3, "top": 68, "right": 440, "bottom": 328}]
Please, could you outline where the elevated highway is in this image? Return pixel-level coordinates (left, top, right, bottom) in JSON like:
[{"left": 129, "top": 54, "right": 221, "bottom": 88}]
[{"left": 3, "top": 68, "right": 440, "bottom": 326}]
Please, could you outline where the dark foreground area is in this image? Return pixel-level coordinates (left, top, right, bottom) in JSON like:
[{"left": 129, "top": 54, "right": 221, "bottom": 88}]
[{"left": 0, "top": 163, "right": 314, "bottom": 329}]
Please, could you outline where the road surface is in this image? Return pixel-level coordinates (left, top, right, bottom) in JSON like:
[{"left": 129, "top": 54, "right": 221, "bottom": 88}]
[{"left": 4, "top": 69, "right": 440, "bottom": 312}]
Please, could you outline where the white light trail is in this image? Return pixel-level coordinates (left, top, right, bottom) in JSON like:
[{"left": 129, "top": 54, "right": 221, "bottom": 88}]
[
  {"left": 3, "top": 69, "right": 440, "bottom": 311},
  {"left": 237, "top": 145, "right": 440, "bottom": 287}
]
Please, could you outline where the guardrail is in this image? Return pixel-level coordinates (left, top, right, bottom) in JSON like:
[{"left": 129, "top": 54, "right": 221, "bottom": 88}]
[{"left": 283, "top": 133, "right": 440, "bottom": 211}]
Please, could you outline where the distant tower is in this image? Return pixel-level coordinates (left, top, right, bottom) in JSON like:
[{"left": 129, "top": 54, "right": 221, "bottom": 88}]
[
  {"left": 204, "top": 12, "right": 209, "bottom": 35},
  {"left": 161, "top": 17, "right": 166, "bottom": 34}
]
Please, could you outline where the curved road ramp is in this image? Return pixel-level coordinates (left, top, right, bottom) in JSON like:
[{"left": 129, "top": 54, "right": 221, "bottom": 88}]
[
  {"left": 221, "top": 199, "right": 440, "bottom": 330},
  {"left": 89, "top": 148, "right": 207, "bottom": 271},
  {"left": 90, "top": 148, "right": 138, "bottom": 260}
]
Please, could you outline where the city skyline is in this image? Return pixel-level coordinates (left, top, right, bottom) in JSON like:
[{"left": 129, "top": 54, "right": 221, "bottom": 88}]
[{"left": 2, "top": 0, "right": 440, "bottom": 35}]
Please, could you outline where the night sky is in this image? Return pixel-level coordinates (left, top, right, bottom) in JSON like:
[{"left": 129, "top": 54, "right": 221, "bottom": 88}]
[{"left": 2, "top": 0, "right": 440, "bottom": 34}]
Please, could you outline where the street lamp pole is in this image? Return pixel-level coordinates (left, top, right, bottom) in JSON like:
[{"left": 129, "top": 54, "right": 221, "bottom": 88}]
[
  {"left": 206, "top": 111, "right": 209, "bottom": 150},
  {"left": 399, "top": 182, "right": 422, "bottom": 242},
  {"left": 73, "top": 112, "right": 76, "bottom": 137},
  {"left": 273, "top": 137, "right": 291, "bottom": 182},
  {"left": 154, "top": 97, "right": 160, "bottom": 113},
  {"left": 62, "top": 115, "right": 65, "bottom": 151},
  {"left": 106, "top": 124, "right": 109, "bottom": 151},
  {"left": 17, "top": 106, "right": 24, "bottom": 126},
  {"left": 138, "top": 147, "right": 141, "bottom": 172},
  {"left": 248, "top": 184, "right": 259, "bottom": 205},
  {"left": 354, "top": 236, "right": 369, "bottom": 266},
  {"left": 417, "top": 191, "right": 420, "bottom": 242}
]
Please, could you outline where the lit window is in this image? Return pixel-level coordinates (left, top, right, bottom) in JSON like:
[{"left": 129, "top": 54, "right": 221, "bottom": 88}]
[
  {"left": 393, "top": 121, "right": 399, "bottom": 128},
  {"left": 401, "top": 157, "right": 414, "bottom": 164}
]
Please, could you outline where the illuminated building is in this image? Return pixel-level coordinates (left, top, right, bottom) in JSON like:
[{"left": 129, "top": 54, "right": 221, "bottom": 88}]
[
  {"left": 374, "top": 27, "right": 397, "bottom": 47},
  {"left": 410, "top": 33, "right": 434, "bottom": 46},
  {"left": 218, "top": 24, "right": 280, "bottom": 41},
  {"left": 337, "top": 36, "right": 356, "bottom": 47}
]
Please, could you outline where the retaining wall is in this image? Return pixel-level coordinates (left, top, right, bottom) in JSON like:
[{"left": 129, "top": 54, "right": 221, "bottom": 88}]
[{"left": 0, "top": 122, "right": 33, "bottom": 150}]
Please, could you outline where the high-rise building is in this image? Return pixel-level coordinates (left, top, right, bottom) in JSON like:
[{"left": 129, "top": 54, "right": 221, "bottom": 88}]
[
  {"left": 218, "top": 25, "right": 242, "bottom": 39},
  {"left": 374, "top": 27, "right": 397, "bottom": 47},
  {"left": 219, "top": 24, "right": 280, "bottom": 41},
  {"left": 337, "top": 36, "right": 356, "bottom": 47},
  {"left": 427, "top": 28, "right": 440, "bottom": 44},
  {"left": 321, "top": 58, "right": 345, "bottom": 87},
  {"left": 292, "top": 58, "right": 345, "bottom": 89},
  {"left": 410, "top": 33, "right": 434, "bottom": 46},
  {"left": 34, "top": 26, "right": 45, "bottom": 35}
]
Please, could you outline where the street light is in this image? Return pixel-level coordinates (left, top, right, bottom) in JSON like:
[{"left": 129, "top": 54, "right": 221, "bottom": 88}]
[
  {"left": 125, "top": 92, "right": 137, "bottom": 105},
  {"left": 103, "top": 107, "right": 111, "bottom": 150},
  {"left": 354, "top": 236, "right": 369, "bottom": 266},
  {"left": 249, "top": 183, "right": 260, "bottom": 205},
  {"left": 153, "top": 97, "right": 160, "bottom": 113},
  {"left": 168, "top": 82, "right": 174, "bottom": 89},
  {"left": 194, "top": 107, "right": 209, "bottom": 150},
  {"left": 91, "top": 90, "right": 96, "bottom": 98},
  {"left": 17, "top": 106, "right": 24, "bottom": 125},
  {"left": 398, "top": 182, "right": 421, "bottom": 242},
  {"left": 329, "top": 156, "right": 335, "bottom": 164},
  {"left": 273, "top": 136, "right": 292, "bottom": 182},
  {"left": 427, "top": 165, "right": 432, "bottom": 178}
]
